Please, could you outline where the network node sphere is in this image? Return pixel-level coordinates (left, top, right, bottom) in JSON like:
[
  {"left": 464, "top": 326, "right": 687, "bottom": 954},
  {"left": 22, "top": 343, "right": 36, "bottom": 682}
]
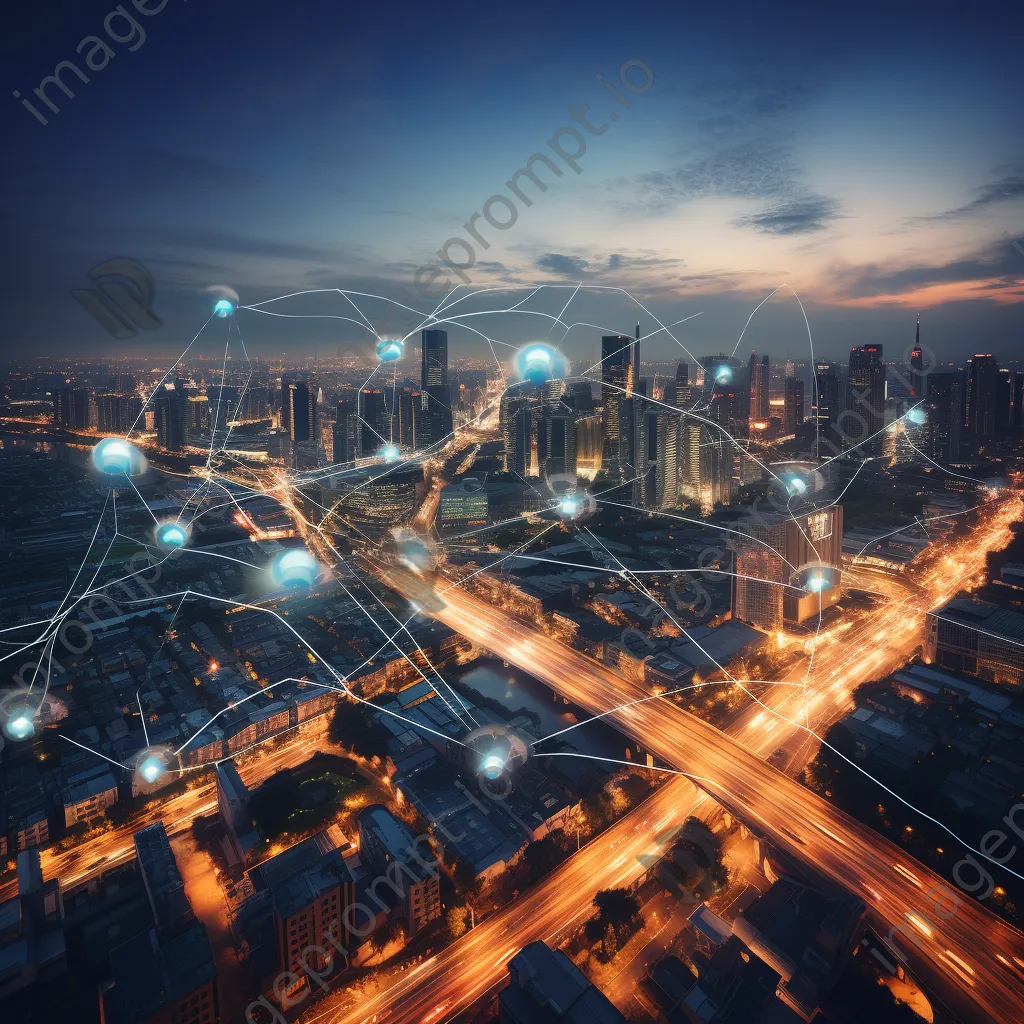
[
  {"left": 784, "top": 474, "right": 808, "bottom": 496},
  {"left": 93, "top": 437, "right": 142, "bottom": 476},
  {"left": 560, "top": 496, "right": 579, "bottom": 518},
  {"left": 214, "top": 299, "right": 234, "bottom": 318},
  {"left": 378, "top": 443, "right": 400, "bottom": 463},
  {"left": 271, "top": 548, "right": 320, "bottom": 589},
  {"left": 139, "top": 754, "right": 165, "bottom": 783},
  {"left": 516, "top": 343, "right": 562, "bottom": 385},
  {"left": 155, "top": 521, "right": 188, "bottom": 550},
  {"left": 714, "top": 365, "right": 733, "bottom": 383},
  {"left": 481, "top": 753, "right": 506, "bottom": 780},
  {"left": 806, "top": 573, "right": 830, "bottom": 593},
  {"left": 375, "top": 338, "right": 404, "bottom": 362},
  {"left": 3, "top": 706, "right": 36, "bottom": 742},
  {"left": 907, "top": 407, "right": 926, "bottom": 425}
]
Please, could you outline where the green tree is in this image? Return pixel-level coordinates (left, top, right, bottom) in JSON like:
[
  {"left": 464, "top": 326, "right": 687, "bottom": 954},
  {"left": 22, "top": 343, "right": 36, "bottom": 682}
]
[
  {"left": 593, "top": 888, "right": 641, "bottom": 929},
  {"left": 328, "top": 698, "right": 390, "bottom": 758},
  {"left": 446, "top": 905, "right": 468, "bottom": 940}
]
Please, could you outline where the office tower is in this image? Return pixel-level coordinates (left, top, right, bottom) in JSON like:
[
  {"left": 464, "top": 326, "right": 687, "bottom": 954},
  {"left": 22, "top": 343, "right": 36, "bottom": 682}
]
[
  {"left": 1013, "top": 371, "right": 1024, "bottom": 430},
  {"left": 500, "top": 393, "right": 531, "bottom": 476},
  {"left": 154, "top": 379, "right": 187, "bottom": 451},
  {"left": 101, "top": 824, "right": 218, "bottom": 1024},
  {"left": 245, "top": 830, "right": 355, "bottom": 1002},
  {"left": 54, "top": 386, "right": 90, "bottom": 430},
  {"left": 842, "top": 345, "right": 885, "bottom": 453},
  {"left": 287, "top": 380, "right": 317, "bottom": 443},
  {"left": 650, "top": 408, "right": 680, "bottom": 510},
  {"left": 784, "top": 377, "right": 804, "bottom": 434},
  {"left": 540, "top": 377, "right": 566, "bottom": 409},
  {"left": 424, "top": 384, "right": 454, "bottom": 447},
  {"left": 732, "top": 506, "right": 844, "bottom": 630},
  {"left": 748, "top": 352, "right": 769, "bottom": 426},
  {"left": 575, "top": 413, "right": 603, "bottom": 474},
  {"left": 811, "top": 363, "right": 839, "bottom": 435},
  {"left": 679, "top": 420, "right": 702, "bottom": 497},
  {"left": 399, "top": 388, "right": 420, "bottom": 448},
  {"left": 661, "top": 378, "right": 676, "bottom": 406},
  {"left": 421, "top": 329, "right": 448, "bottom": 390},
  {"left": 997, "top": 368, "right": 1013, "bottom": 432},
  {"left": 564, "top": 380, "right": 594, "bottom": 412},
  {"left": 539, "top": 411, "right": 577, "bottom": 481},
  {"left": 600, "top": 326, "right": 639, "bottom": 480},
  {"left": 925, "top": 371, "right": 962, "bottom": 461},
  {"left": 968, "top": 354, "right": 998, "bottom": 439},
  {"left": 185, "top": 394, "right": 210, "bottom": 443},
  {"left": 359, "top": 388, "right": 388, "bottom": 451},
  {"left": 438, "top": 478, "right": 489, "bottom": 531},
  {"left": 910, "top": 317, "right": 924, "bottom": 396},
  {"left": 332, "top": 393, "right": 358, "bottom": 464},
  {"left": 357, "top": 805, "right": 441, "bottom": 936}
]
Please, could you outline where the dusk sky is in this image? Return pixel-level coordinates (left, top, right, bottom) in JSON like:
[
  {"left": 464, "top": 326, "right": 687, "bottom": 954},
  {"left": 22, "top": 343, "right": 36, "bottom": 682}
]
[{"left": 2, "top": 0, "right": 1023, "bottom": 366}]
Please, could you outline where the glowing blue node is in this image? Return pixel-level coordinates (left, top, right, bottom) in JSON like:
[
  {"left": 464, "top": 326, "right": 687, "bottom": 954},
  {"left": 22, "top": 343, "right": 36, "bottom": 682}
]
[
  {"left": 378, "top": 443, "right": 400, "bottom": 463},
  {"left": 560, "top": 497, "right": 579, "bottom": 518},
  {"left": 93, "top": 437, "right": 140, "bottom": 476},
  {"left": 714, "top": 365, "right": 733, "bottom": 383},
  {"left": 271, "top": 548, "right": 320, "bottom": 589},
  {"left": 3, "top": 707, "right": 36, "bottom": 742},
  {"left": 139, "top": 755, "right": 165, "bottom": 784},
  {"left": 481, "top": 753, "right": 506, "bottom": 780},
  {"left": 375, "top": 338, "right": 404, "bottom": 362},
  {"left": 784, "top": 475, "right": 808, "bottom": 496},
  {"left": 214, "top": 299, "right": 234, "bottom": 318},
  {"left": 155, "top": 522, "right": 188, "bottom": 550},
  {"left": 517, "top": 343, "right": 559, "bottom": 385},
  {"left": 907, "top": 407, "right": 926, "bottom": 425},
  {"left": 806, "top": 574, "right": 830, "bottom": 593}
]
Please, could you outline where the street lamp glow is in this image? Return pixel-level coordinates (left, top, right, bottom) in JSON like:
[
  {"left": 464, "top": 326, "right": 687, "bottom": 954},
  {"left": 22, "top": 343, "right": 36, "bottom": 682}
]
[
  {"left": 3, "top": 706, "right": 35, "bottom": 742},
  {"left": 155, "top": 522, "right": 188, "bottom": 550},
  {"left": 271, "top": 548, "right": 320, "bottom": 589},
  {"left": 213, "top": 299, "right": 234, "bottom": 318},
  {"left": 375, "top": 338, "right": 404, "bottom": 362}
]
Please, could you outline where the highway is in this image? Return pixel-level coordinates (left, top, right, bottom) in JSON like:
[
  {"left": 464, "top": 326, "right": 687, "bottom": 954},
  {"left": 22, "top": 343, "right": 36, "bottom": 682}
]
[{"left": 335, "top": 494, "right": 1024, "bottom": 1024}]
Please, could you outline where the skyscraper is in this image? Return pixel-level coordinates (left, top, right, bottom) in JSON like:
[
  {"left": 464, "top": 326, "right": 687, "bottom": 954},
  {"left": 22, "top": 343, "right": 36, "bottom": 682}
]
[
  {"left": 650, "top": 408, "right": 680, "bottom": 510},
  {"left": 333, "top": 393, "right": 358, "bottom": 464},
  {"left": 399, "top": 389, "right": 420, "bottom": 449},
  {"left": 359, "top": 388, "right": 388, "bottom": 451},
  {"left": 154, "top": 379, "right": 187, "bottom": 451},
  {"left": 287, "top": 381, "right": 317, "bottom": 443},
  {"left": 925, "top": 371, "right": 962, "bottom": 462},
  {"left": 812, "top": 363, "right": 839, "bottom": 435},
  {"left": 784, "top": 377, "right": 804, "bottom": 434},
  {"left": 968, "top": 354, "right": 998, "bottom": 439},
  {"left": 909, "top": 317, "right": 924, "bottom": 397},
  {"left": 539, "top": 411, "right": 577, "bottom": 481},
  {"left": 421, "top": 329, "right": 452, "bottom": 446},
  {"left": 54, "top": 387, "right": 90, "bottom": 430},
  {"left": 600, "top": 325, "right": 639, "bottom": 481},
  {"left": 842, "top": 345, "right": 885, "bottom": 454},
  {"left": 748, "top": 352, "right": 769, "bottom": 426}
]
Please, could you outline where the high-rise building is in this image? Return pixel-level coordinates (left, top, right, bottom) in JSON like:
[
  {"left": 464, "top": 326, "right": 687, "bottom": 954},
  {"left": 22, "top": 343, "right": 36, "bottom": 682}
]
[
  {"left": 650, "top": 408, "right": 680, "bottom": 510},
  {"left": 732, "top": 506, "right": 844, "bottom": 631},
  {"left": 600, "top": 325, "right": 639, "bottom": 481},
  {"left": 997, "top": 368, "right": 1013, "bottom": 432},
  {"left": 154, "top": 379, "right": 187, "bottom": 451},
  {"left": 399, "top": 389, "right": 420, "bottom": 449},
  {"left": 421, "top": 329, "right": 448, "bottom": 390},
  {"left": 679, "top": 420, "right": 702, "bottom": 498},
  {"left": 748, "top": 352, "right": 770, "bottom": 426},
  {"left": 539, "top": 412, "right": 577, "bottom": 481},
  {"left": 967, "top": 354, "right": 998, "bottom": 439},
  {"left": 925, "top": 371, "right": 962, "bottom": 462},
  {"left": 287, "top": 380, "right": 317, "bottom": 443},
  {"left": 909, "top": 317, "right": 925, "bottom": 397},
  {"left": 357, "top": 805, "right": 440, "bottom": 936},
  {"left": 332, "top": 393, "right": 358, "bottom": 464},
  {"left": 54, "top": 387, "right": 91, "bottom": 430},
  {"left": 501, "top": 394, "right": 533, "bottom": 477},
  {"left": 842, "top": 345, "right": 885, "bottom": 454},
  {"left": 811, "top": 363, "right": 839, "bottom": 436},
  {"left": 783, "top": 377, "right": 804, "bottom": 434},
  {"left": 359, "top": 388, "right": 388, "bottom": 451}
]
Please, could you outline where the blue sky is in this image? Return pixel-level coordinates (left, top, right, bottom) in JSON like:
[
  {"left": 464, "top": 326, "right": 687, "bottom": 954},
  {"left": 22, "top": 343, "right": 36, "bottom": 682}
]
[{"left": 2, "top": 0, "right": 1023, "bottom": 365}]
